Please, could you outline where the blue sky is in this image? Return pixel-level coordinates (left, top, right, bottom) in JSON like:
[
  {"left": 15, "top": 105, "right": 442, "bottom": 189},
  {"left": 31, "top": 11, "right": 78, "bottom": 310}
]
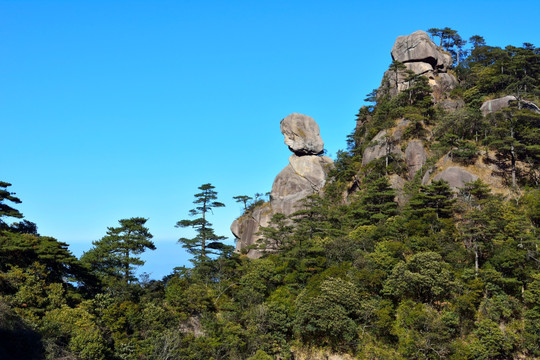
[{"left": 2, "top": 0, "right": 539, "bottom": 280}]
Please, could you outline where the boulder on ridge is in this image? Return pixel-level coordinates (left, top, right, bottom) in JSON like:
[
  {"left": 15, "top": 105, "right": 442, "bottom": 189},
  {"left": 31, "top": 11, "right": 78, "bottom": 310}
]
[
  {"left": 379, "top": 30, "right": 457, "bottom": 100},
  {"left": 391, "top": 30, "right": 452, "bottom": 70},
  {"left": 280, "top": 113, "right": 324, "bottom": 155},
  {"left": 480, "top": 95, "right": 540, "bottom": 116},
  {"left": 232, "top": 114, "right": 333, "bottom": 258}
]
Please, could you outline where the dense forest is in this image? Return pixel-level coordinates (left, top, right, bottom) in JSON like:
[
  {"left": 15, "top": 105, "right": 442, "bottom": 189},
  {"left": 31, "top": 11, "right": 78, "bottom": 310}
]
[{"left": 1, "top": 28, "right": 540, "bottom": 359}]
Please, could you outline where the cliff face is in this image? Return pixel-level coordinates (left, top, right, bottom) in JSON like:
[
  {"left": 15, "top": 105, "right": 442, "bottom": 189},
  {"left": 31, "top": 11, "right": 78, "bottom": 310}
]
[{"left": 231, "top": 113, "right": 333, "bottom": 258}]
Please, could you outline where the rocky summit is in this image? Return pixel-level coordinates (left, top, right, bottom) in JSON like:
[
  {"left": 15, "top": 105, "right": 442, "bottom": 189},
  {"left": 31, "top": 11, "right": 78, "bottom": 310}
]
[
  {"left": 379, "top": 30, "right": 457, "bottom": 101},
  {"left": 391, "top": 30, "right": 452, "bottom": 70},
  {"left": 231, "top": 113, "right": 333, "bottom": 258}
]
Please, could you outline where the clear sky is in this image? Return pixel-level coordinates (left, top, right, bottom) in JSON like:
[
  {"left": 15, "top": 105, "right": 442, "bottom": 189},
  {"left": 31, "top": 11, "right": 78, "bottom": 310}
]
[{"left": 2, "top": 0, "right": 539, "bottom": 280}]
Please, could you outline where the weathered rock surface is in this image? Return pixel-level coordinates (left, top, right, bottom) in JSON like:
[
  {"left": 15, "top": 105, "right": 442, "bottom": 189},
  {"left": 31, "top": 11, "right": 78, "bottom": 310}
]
[
  {"left": 436, "top": 73, "right": 459, "bottom": 93},
  {"left": 231, "top": 203, "right": 272, "bottom": 256},
  {"left": 405, "top": 62, "right": 433, "bottom": 75},
  {"left": 405, "top": 140, "right": 427, "bottom": 179},
  {"left": 232, "top": 114, "right": 333, "bottom": 258},
  {"left": 271, "top": 155, "right": 333, "bottom": 215},
  {"left": 480, "top": 95, "right": 540, "bottom": 116},
  {"left": 438, "top": 98, "right": 465, "bottom": 112},
  {"left": 392, "top": 119, "right": 411, "bottom": 140},
  {"left": 480, "top": 96, "right": 517, "bottom": 116},
  {"left": 391, "top": 30, "right": 452, "bottom": 70},
  {"left": 388, "top": 174, "right": 406, "bottom": 205},
  {"left": 380, "top": 30, "right": 457, "bottom": 101},
  {"left": 362, "top": 130, "right": 404, "bottom": 166},
  {"left": 280, "top": 113, "right": 324, "bottom": 155},
  {"left": 432, "top": 166, "right": 478, "bottom": 190}
]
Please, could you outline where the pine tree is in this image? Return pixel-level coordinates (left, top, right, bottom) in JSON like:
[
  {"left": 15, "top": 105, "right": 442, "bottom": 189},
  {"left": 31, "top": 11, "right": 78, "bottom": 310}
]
[
  {"left": 0, "top": 181, "right": 23, "bottom": 230},
  {"left": 257, "top": 213, "right": 293, "bottom": 251},
  {"left": 407, "top": 180, "right": 455, "bottom": 220},
  {"left": 488, "top": 108, "right": 529, "bottom": 187},
  {"left": 81, "top": 217, "right": 155, "bottom": 287},
  {"left": 360, "top": 177, "right": 398, "bottom": 223},
  {"left": 387, "top": 60, "right": 407, "bottom": 94},
  {"left": 233, "top": 195, "right": 252, "bottom": 212},
  {"left": 176, "top": 183, "right": 227, "bottom": 263},
  {"left": 457, "top": 180, "right": 495, "bottom": 275}
]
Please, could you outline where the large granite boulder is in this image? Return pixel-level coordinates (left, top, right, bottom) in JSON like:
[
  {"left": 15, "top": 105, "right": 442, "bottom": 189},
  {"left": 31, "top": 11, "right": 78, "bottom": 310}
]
[
  {"left": 432, "top": 167, "right": 478, "bottom": 190},
  {"left": 405, "top": 140, "right": 427, "bottom": 179},
  {"left": 480, "top": 95, "right": 540, "bottom": 116},
  {"left": 391, "top": 30, "right": 452, "bottom": 70},
  {"left": 232, "top": 113, "right": 333, "bottom": 257},
  {"left": 480, "top": 96, "right": 517, "bottom": 116},
  {"left": 280, "top": 113, "right": 324, "bottom": 155},
  {"left": 379, "top": 30, "right": 456, "bottom": 100},
  {"left": 271, "top": 155, "right": 333, "bottom": 215}
]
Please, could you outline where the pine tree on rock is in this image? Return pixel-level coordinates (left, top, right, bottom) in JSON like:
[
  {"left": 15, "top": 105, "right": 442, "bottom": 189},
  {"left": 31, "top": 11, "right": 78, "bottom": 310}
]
[
  {"left": 176, "top": 183, "right": 226, "bottom": 263},
  {"left": 233, "top": 195, "right": 252, "bottom": 212}
]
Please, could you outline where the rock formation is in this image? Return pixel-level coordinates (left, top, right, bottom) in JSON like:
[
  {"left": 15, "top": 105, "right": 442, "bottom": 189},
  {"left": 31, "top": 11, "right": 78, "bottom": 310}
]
[
  {"left": 360, "top": 117, "right": 428, "bottom": 180},
  {"left": 480, "top": 95, "right": 540, "bottom": 116},
  {"left": 378, "top": 30, "right": 457, "bottom": 101},
  {"left": 405, "top": 140, "right": 427, "bottom": 179},
  {"left": 361, "top": 129, "right": 403, "bottom": 166},
  {"left": 281, "top": 113, "right": 324, "bottom": 155},
  {"left": 391, "top": 30, "right": 452, "bottom": 70},
  {"left": 431, "top": 166, "right": 478, "bottom": 190},
  {"left": 231, "top": 113, "right": 333, "bottom": 258}
]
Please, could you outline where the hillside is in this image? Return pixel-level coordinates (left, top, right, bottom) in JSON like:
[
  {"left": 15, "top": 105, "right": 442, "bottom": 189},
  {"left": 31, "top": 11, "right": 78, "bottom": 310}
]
[{"left": 1, "top": 28, "right": 540, "bottom": 360}]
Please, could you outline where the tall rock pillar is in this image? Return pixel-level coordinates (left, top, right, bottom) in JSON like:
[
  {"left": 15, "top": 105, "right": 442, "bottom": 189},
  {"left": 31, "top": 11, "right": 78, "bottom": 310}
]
[{"left": 231, "top": 113, "right": 333, "bottom": 258}]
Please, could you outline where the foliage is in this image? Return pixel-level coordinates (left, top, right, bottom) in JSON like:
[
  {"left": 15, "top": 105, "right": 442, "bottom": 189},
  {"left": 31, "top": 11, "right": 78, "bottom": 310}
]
[
  {"left": 176, "top": 183, "right": 229, "bottom": 264},
  {"left": 81, "top": 217, "right": 155, "bottom": 292},
  {"left": 0, "top": 181, "right": 23, "bottom": 230}
]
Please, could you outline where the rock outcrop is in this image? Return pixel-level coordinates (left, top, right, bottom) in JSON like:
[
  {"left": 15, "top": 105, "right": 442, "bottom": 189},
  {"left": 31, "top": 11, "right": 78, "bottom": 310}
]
[
  {"left": 232, "top": 113, "right": 333, "bottom": 258},
  {"left": 271, "top": 154, "right": 333, "bottom": 215},
  {"left": 432, "top": 166, "right": 478, "bottom": 190},
  {"left": 405, "top": 140, "right": 427, "bottom": 179},
  {"left": 361, "top": 129, "right": 404, "bottom": 166},
  {"left": 379, "top": 30, "right": 457, "bottom": 101},
  {"left": 281, "top": 113, "right": 324, "bottom": 155},
  {"left": 480, "top": 95, "right": 540, "bottom": 116},
  {"left": 361, "top": 118, "right": 428, "bottom": 179},
  {"left": 391, "top": 30, "right": 452, "bottom": 70}
]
